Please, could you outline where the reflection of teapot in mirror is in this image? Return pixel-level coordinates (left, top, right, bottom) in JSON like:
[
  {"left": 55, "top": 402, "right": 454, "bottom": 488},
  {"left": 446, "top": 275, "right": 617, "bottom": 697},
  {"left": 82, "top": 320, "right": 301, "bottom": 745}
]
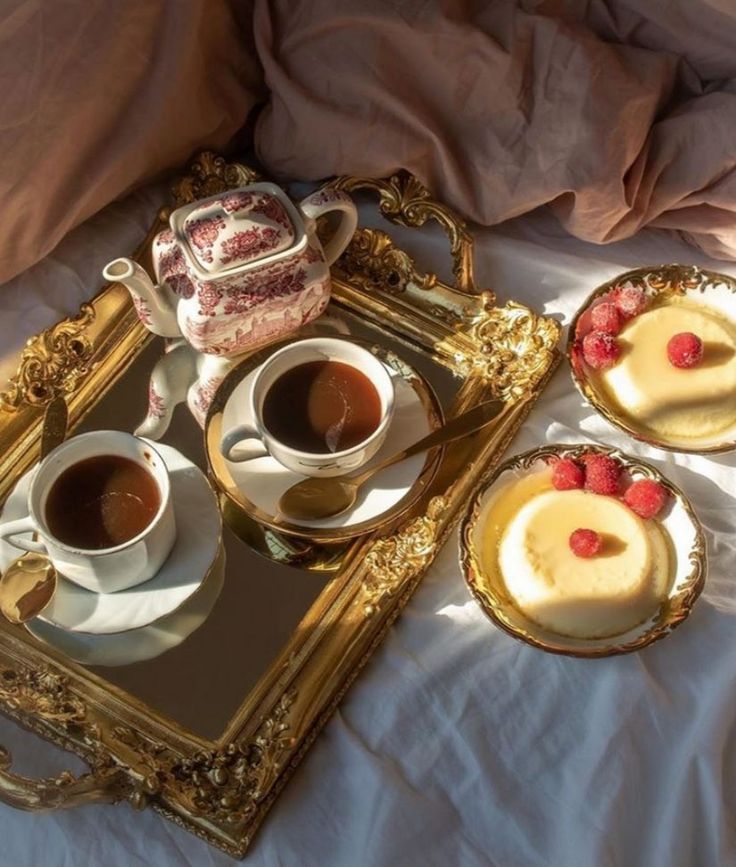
[
  {"left": 135, "top": 339, "right": 231, "bottom": 438},
  {"left": 136, "top": 318, "right": 353, "bottom": 440},
  {"left": 103, "top": 182, "right": 357, "bottom": 357},
  {"left": 102, "top": 182, "right": 358, "bottom": 438}
]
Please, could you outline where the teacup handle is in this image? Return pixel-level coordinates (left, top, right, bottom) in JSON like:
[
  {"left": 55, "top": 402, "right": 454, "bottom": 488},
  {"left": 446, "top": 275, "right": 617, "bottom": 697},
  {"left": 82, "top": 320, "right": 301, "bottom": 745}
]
[
  {"left": 298, "top": 189, "right": 358, "bottom": 266},
  {"left": 0, "top": 517, "right": 46, "bottom": 555},
  {"left": 220, "top": 424, "right": 270, "bottom": 463}
]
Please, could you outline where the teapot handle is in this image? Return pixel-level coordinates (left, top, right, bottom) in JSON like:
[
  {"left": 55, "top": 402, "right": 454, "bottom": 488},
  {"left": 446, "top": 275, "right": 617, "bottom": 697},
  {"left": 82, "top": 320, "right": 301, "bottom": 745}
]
[{"left": 298, "top": 190, "right": 358, "bottom": 266}]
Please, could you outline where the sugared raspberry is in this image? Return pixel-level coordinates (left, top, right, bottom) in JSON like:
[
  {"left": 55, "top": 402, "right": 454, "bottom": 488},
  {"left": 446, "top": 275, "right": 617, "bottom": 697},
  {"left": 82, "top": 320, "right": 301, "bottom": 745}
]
[
  {"left": 584, "top": 454, "right": 622, "bottom": 495},
  {"left": 569, "top": 528, "right": 602, "bottom": 558},
  {"left": 551, "top": 458, "right": 585, "bottom": 490},
  {"left": 623, "top": 479, "right": 667, "bottom": 519},
  {"left": 582, "top": 331, "right": 621, "bottom": 369},
  {"left": 590, "top": 301, "right": 622, "bottom": 335},
  {"left": 612, "top": 283, "right": 648, "bottom": 319},
  {"left": 667, "top": 332, "right": 703, "bottom": 369}
]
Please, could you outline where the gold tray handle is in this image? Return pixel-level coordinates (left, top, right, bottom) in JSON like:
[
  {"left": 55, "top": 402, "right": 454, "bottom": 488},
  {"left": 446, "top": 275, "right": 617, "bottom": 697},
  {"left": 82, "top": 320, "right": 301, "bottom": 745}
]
[
  {"left": 327, "top": 171, "right": 479, "bottom": 297},
  {"left": 163, "top": 153, "right": 478, "bottom": 298},
  {"left": 164, "top": 153, "right": 477, "bottom": 296},
  {"left": 0, "top": 745, "right": 152, "bottom": 812}
]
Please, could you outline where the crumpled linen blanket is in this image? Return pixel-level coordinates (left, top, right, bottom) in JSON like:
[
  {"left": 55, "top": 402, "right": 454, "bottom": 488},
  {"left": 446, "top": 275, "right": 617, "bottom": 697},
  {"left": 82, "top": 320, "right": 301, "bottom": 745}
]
[
  {"left": 2, "top": 0, "right": 736, "bottom": 285},
  {"left": 252, "top": 0, "right": 736, "bottom": 261},
  {"left": 0, "top": 0, "right": 263, "bottom": 283}
]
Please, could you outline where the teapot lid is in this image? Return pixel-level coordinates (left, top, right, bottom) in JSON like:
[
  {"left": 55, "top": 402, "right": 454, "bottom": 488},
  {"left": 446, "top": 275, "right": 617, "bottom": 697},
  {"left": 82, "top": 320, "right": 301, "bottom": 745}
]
[{"left": 179, "top": 188, "right": 296, "bottom": 274}]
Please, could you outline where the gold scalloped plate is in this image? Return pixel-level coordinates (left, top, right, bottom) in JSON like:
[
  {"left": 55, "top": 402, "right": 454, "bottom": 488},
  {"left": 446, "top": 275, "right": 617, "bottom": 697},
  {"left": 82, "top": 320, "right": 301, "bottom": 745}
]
[
  {"left": 568, "top": 264, "right": 736, "bottom": 453},
  {"left": 459, "top": 443, "right": 707, "bottom": 658}
]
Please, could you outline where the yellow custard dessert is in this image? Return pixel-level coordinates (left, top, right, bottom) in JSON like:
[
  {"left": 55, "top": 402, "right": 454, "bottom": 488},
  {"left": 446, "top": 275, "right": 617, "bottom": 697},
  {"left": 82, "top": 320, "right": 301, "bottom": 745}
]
[
  {"left": 480, "top": 471, "right": 672, "bottom": 639},
  {"left": 594, "top": 298, "right": 736, "bottom": 442}
]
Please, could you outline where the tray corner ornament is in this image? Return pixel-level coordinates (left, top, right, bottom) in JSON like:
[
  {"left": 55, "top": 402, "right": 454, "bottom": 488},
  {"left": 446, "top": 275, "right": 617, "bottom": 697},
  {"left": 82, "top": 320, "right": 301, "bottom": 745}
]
[
  {"left": 0, "top": 659, "right": 156, "bottom": 813},
  {"left": 455, "top": 296, "right": 560, "bottom": 399},
  {"left": 0, "top": 304, "right": 96, "bottom": 413},
  {"left": 0, "top": 150, "right": 560, "bottom": 857}
]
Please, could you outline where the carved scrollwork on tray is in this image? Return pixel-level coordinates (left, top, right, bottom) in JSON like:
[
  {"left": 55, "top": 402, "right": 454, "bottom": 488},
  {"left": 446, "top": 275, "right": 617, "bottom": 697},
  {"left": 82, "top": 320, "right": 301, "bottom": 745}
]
[
  {"left": 0, "top": 747, "right": 133, "bottom": 813},
  {"left": 0, "top": 304, "right": 95, "bottom": 412},
  {"left": 169, "top": 688, "right": 297, "bottom": 827},
  {"left": 331, "top": 226, "right": 464, "bottom": 326},
  {"left": 328, "top": 171, "right": 480, "bottom": 297},
  {"left": 0, "top": 653, "right": 298, "bottom": 823},
  {"left": 453, "top": 295, "right": 561, "bottom": 399},
  {"left": 335, "top": 227, "right": 436, "bottom": 294},
  {"left": 0, "top": 663, "right": 154, "bottom": 812},
  {"left": 171, "top": 152, "right": 263, "bottom": 210},
  {"left": 0, "top": 666, "right": 85, "bottom": 723},
  {"left": 362, "top": 496, "right": 447, "bottom": 615}
]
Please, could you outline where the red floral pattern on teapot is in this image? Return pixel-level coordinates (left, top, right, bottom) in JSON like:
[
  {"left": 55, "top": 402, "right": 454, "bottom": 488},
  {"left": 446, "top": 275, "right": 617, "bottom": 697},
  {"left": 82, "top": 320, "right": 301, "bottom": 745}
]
[{"left": 104, "top": 182, "right": 358, "bottom": 358}]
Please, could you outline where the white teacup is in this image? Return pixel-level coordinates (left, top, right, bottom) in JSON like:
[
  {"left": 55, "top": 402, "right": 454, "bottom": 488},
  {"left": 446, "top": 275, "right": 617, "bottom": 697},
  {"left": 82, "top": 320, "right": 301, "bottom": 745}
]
[
  {"left": 220, "top": 337, "right": 395, "bottom": 477},
  {"left": 0, "top": 431, "right": 176, "bottom": 594}
]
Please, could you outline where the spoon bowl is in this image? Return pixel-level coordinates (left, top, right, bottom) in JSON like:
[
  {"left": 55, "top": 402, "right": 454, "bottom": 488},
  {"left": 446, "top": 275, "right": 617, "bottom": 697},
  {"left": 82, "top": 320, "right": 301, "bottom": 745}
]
[
  {"left": 0, "top": 395, "right": 67, "bottom": 624},
  {"left": 0, "top": 552, "right": 57, "bottom": 624}
]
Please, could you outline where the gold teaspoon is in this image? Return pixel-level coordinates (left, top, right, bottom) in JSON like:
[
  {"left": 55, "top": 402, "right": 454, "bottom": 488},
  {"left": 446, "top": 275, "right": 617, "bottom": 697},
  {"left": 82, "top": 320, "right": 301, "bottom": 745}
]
[
  {"left": 279, "top": 398, "right": 508, "bottom": 521},
  {"left": 0, "top": 553, "right": 57, "bottom": 625},
  {"left": 0, "top": 396, "right": 67, "bottom": 624}
]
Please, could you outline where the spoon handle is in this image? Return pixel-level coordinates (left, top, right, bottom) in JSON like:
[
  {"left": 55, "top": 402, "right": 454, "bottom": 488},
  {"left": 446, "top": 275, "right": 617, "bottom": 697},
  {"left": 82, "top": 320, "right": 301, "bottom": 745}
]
[{"left": 356, "top": 398, "right": 507, "bottom": 482}]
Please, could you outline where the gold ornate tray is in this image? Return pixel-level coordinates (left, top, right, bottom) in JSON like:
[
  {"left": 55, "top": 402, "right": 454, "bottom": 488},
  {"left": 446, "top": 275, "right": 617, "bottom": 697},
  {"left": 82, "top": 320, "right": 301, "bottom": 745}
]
[{"left": 0, "top": 153, "right": 560, "bottom": 856}]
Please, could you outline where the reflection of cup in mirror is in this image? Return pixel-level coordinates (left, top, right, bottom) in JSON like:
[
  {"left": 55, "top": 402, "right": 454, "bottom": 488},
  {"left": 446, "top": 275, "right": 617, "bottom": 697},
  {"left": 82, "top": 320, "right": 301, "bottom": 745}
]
[
  {"left": 26, "top": 544, "right": 226, "bottom": 668},
  {"left": 219, "top": 495, "right": 349, "bottom": 572}
]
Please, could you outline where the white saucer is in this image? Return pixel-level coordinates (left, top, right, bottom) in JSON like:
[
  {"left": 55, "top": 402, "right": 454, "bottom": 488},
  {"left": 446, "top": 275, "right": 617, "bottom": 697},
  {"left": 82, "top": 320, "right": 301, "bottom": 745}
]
[
  {"left": 0, "top": 443, "right": 222, "bottom": 635},
  {"left": 26, "top": 547, "right": 226, "bottom": 666},
  {"left": 209, "top": 348, "right": 443, "bottom": 540}
]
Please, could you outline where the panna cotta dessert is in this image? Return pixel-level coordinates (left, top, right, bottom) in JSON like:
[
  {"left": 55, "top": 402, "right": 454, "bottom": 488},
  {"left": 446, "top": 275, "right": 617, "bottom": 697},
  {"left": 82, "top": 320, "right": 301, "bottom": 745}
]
[
  {"left": 572, "top": 281, "right": 736, "bottom": 447},
  {"left": 479, "top": 453, "right": 673, "bottom": 639}
]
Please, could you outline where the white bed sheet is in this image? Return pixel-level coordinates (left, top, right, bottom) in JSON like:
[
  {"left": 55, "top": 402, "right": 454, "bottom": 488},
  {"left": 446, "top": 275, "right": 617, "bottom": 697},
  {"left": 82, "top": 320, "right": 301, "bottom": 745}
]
[{"left": 0, "top": 188, "right": 735, "bottom": 867}]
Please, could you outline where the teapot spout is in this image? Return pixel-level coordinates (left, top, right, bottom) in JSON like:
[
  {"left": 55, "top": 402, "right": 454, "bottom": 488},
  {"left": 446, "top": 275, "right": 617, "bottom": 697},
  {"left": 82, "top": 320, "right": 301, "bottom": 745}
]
[{"left": 103, "top": 257, "right": 181, "bottom": 338}]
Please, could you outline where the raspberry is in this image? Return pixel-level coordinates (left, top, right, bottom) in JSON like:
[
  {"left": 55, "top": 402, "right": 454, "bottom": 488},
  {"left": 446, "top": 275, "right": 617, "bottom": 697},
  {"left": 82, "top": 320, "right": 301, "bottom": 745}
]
[
  {"left": 667, "top": 332, "right": 703, "bottom": 369},
  {"left": 623, "top": 479, "right": 667, "bottom": 519},
  {"left": 584, "top": 454, "right": 622, "bottom": 495},
  {"left": 612, "top": 283, "right": 648, "bottom": 319},
  {"left": 569, "top": 528, "right": 602, "bottom": 558},
  {"left": 551, "top": 458, "right": 585, "bottom": 490},
  {"left": 582, "top": 331, "right": 621, "bottom": 369},
  {"left": 590, "top": 301, "right": 622, "bottom": 335}
]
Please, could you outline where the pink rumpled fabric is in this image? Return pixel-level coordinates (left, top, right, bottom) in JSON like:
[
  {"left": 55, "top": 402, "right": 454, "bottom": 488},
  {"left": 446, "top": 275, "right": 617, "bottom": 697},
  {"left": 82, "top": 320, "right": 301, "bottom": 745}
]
[
  {"left": 252, "top": 0, "right": 736, "bottom": 260},
  {"left": 0, "top": 0, "right": 263, "bottom": 284}
]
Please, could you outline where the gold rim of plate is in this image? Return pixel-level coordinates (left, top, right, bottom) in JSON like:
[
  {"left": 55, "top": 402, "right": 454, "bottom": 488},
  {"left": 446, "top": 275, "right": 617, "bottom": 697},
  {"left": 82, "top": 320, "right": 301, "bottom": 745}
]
[
  {"left": 459, "top": 442, "right": 708, "bottom": 658},
  {"left": 567, "top": 263, "right": 736, "bottom": 454},
  {"left": 204, "top": 334, "right": 445, "bottom": 543}
]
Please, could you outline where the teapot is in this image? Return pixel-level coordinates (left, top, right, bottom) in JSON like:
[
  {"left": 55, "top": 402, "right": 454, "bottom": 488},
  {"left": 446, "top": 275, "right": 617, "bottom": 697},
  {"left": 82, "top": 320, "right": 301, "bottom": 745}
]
[{"left": 102, "top": 182, "right": 358, "bottom": 357}]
